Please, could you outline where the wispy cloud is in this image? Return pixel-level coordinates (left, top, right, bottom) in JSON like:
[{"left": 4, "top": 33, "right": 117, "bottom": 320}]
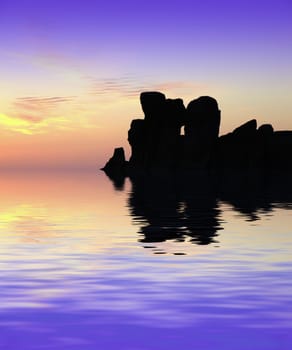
[
  {"left": 14, "top": 96, "right": 76, "bottom": 121},
  {"left": 89, "top": 76, "right": 205, "bottom": 99},
  {"left": 149, "top": 81, "right": 204, "bottom": 93},
  {"left": 88, "top": 75, "right": 144, "bottom": 97},
  {"left": 5, "top": 95, "right": 76, "bottom": 134},
  {"left": 3, "top": 95, "right": 96, "bottom": 135},
  {"left": 0, "top": 113, "right": 71, "bottom": 135}
]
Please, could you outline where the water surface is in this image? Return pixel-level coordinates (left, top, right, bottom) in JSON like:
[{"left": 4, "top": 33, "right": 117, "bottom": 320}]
[{"left": 0, "top": 171, "right": 291, "bottom": 349}]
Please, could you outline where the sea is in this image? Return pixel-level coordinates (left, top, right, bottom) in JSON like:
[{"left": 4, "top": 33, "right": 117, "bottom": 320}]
[{"left": 0, "top": 170, "right": 291, "bottom": 349}]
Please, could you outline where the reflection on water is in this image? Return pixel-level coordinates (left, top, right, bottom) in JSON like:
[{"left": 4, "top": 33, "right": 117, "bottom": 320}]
[
  {"left": 128, "top": 174, "right": 221, "bottom": 247},
  {"left": 0, "top": 171, "right": 292, "bottom": 349},
  {"left": 122, "top": 171, "right": 292, "bottom": 252}
]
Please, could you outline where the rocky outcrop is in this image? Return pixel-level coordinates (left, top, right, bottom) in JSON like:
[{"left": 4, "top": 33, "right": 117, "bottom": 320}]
[
  {"left": 102, "top": 91, "right": 292, "bottom": 176},
  {"left": 101, "top": 147, "right": 127, "bottom": 176},
  {"left": 271, "top": 131, "right": 292, "bottom": 170},
  {"left": 184, "top": 96, "right": 220, "bottom": 169},
  {"left": 128, "top": 92, "right": 185, "bottom": 169},
  {"left": 214, "top": 119, "right": 258, "bottom": 169},
  {"left": 128, "top": 119, "right": 146, "bottom": 166}
]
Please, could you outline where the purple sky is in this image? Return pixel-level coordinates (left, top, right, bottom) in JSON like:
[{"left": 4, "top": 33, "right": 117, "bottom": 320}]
[{"left": 0, "top": 0, "right": 291, "bottom": 168}]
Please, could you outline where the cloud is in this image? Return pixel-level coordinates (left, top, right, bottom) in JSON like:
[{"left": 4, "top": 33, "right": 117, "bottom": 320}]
[
  {"left": 2, "top": 95, "right": 80, "bottom": 134},
  {"left": 88, "top": 75, "right": 144, "bottom": 97},
  {"left": 149, "top": 81, "right": 204, "bottom": 92},
  {"left": 0, "top": 113, "right": 72, "bottom": 135},
  {"left": 2, "top": 93, "right": 100, "bottom": 135},
  {"left": 0, "top": 112, "right": 39, "bottom": 135},
  {"left": 12, "top": 114, "right": 42, "bottom": 123},
  {"left": 14, "top": 96, "right": 76, "bottom": 121},
  {"left": 89, "top": 76, "right": 205, "bottom": 99}
]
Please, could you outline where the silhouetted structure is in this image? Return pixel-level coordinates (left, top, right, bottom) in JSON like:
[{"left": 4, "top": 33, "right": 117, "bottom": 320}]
[
  {"left": 184, "top": 96, "right": 220, "bottom": 169},
  {"left": 127, "top": 172, "right": 221, "bottom": 247},
  {"left": 102, "top": 91, "right": 292, "bottom": 175},
  {"left": 102, "top": 147, "right": 128, "bottom": 176},
  {"left": 102, "top": 91, "right": 292, "bottom": 251},
  {"left": 119, "top": 171, "right": 292, "bottom": 251}
]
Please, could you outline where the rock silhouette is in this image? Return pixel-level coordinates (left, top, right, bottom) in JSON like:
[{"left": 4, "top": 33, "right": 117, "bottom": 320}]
[
  {"left": 101, "top": 147, "right": 127, "bottom": 176},
  {"left": 213, "top": 119, "right": 258, "bottom": 169},
  {"left": 184, "top": 96, "right": 220, "bottom": 168},
  {"left": 127, "top": 173, "right": 220, "bottom": 247},
  {"left": 128, "top": 92, "right": 185, "bottom": 169},
  {"left": 102, "top": 91, "right": 292, "bottom": 175},
  {"left": 110, "top": 170, "right": 292, "bottom": 251}
]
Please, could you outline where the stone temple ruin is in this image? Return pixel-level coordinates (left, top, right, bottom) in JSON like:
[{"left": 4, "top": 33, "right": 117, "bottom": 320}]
[{"left": 102, "top": 91, "right": 292, "bottom": 176}]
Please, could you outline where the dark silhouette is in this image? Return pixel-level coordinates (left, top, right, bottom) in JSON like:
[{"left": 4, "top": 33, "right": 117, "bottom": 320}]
[
  {"left": 127, "top": 92, "right": 184, "bottom": 169},
  {"left": 102, "top": 147, "right": 128, "bottom": 176},
  {"left": 102, "top": 91, "right": 292, "bottom": 252},
  {"left": 184, "top": 96, "right": 220, "bottom": 169},
  {"left": 119, "top": 171, "right": 292, "bottom": 252},
  {"left": 102, "top": 91, "right": 292, "bottom": 174},
  {"left": 127, "top": 172, "right": 221, "bottom": 247}
]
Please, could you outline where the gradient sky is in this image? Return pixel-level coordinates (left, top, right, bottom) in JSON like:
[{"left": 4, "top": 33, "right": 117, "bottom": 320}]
[{"left": 0, "top": 0, "right": 291, "bottom": 169}]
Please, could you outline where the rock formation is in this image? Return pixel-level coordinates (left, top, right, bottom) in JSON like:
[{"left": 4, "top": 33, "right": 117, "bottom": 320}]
[
  {"left": 101, "top": 147, "right": 127, "bottom": 175},
  {"left": 102, "top": 91, "right": 292, "bottom": 176},
  {"left": 184, "top": 96, "right": 220, "bottom": 169},
  {"left": 127, "top": 92, "right": 185, "bottom": 169}
]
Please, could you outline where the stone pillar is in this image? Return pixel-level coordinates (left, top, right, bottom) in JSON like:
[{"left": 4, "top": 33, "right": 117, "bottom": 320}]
[{"left": 184, "top": 96, "right": 221, "bottom": 169}]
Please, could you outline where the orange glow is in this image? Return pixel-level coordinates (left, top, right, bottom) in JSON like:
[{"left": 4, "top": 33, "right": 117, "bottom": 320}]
[{"left": 0, "top": 172, "right": 133, "bottom": 255}]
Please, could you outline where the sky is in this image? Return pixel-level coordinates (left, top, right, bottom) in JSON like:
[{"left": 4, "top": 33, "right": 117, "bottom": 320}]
[{"left": 0, "top": 0, "right": 291, "bottom": 170}]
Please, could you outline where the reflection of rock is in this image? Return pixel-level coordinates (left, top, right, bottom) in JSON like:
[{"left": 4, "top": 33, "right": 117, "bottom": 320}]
[
  {"left": 102, "top": 91, "right": 292, "bottom": 174},
  {"left": 124, "top": 171, "right": 292, "bottom": 251},
  {"left": 128, "top": 173, "right": 221, "bottom": 246}
]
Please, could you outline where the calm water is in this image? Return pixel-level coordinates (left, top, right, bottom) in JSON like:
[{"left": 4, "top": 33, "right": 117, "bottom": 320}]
[{"left": 0, "top": 171, "right": 291, "bottom": 349}]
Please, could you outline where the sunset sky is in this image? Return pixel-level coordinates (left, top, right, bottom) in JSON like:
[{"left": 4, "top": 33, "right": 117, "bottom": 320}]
[{"left": 0, "top": 0, "right": 291, "bottom": 170}]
